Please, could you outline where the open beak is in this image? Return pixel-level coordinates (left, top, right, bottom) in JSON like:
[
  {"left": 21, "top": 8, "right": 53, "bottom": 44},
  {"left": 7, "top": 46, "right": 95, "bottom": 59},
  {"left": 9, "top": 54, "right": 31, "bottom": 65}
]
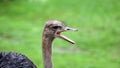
[{"left": 55, "top": 27, "right": 78, "bottom": 44}]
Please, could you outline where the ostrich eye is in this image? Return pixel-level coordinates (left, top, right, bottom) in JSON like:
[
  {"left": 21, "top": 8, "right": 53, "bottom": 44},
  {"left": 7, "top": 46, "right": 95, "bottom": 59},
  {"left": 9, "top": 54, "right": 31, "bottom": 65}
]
[{"left": 52, "top": 26, "right": 59, "bottom": 29}]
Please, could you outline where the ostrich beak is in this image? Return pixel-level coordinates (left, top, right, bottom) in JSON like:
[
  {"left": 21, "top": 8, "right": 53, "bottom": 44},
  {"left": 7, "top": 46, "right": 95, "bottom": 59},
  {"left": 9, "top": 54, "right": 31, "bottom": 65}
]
[{"left": 55, "top": 27, "right": 78, "bottom": 44}]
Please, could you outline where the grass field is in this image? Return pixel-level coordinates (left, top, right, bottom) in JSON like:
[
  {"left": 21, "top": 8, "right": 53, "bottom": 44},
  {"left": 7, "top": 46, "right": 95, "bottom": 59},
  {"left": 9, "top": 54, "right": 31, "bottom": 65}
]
[{"left": 0, "top": 0, "right": 120, "bottom": 68}]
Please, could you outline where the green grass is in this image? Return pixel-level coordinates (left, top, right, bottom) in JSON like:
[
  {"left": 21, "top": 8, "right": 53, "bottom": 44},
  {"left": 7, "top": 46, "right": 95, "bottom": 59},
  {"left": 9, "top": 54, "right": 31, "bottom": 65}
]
[{"left": 0, "top": 0, "right": 120, "bottom": 68}]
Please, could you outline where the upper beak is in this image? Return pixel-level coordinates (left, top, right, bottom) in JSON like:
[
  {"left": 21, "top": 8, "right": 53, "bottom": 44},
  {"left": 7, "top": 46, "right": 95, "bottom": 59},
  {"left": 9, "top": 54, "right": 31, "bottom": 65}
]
[
  {"left": 56, "top": 27, "right": 78, "bottom": 44},
  {"left": 64, "top": 27, "right": 78, "bottom": 32}
]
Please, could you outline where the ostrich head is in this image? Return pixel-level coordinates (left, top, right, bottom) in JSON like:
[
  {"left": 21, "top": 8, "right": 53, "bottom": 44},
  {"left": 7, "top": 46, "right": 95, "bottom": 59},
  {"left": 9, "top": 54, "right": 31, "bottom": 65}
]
[
  {"left": 43, "top": 20, "right": 78, "bottom": 44},
  {"left": 42, "top": 20, "right": 78, "bottom": 68}
]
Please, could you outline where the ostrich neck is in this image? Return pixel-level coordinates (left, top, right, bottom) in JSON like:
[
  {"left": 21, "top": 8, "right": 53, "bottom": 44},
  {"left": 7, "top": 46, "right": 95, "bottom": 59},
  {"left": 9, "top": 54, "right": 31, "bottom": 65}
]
[{"left": 42, "top": 32, "right": 54, "bottom": 68}]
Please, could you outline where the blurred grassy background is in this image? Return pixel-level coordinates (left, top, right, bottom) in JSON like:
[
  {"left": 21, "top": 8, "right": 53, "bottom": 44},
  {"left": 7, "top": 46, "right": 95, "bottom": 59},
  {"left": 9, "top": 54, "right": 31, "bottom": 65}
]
[{"left": 0, "top": 0, "right": 120, "bottom": 68}]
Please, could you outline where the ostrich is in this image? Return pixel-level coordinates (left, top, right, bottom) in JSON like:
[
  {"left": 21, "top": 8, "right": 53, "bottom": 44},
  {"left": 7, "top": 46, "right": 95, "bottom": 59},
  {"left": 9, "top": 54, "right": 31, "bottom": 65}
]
[
  {"left": 0, "top": 52, "right": 36, "bottom": 68},
  {"left": 0, "top": 20, "right": 77, "bottom": 68}
]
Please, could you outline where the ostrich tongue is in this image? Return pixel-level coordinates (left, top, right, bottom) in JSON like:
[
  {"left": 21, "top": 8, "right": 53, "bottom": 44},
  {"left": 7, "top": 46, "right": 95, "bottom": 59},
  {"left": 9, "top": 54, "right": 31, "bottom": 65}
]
[{"left": 56, "top": 27, "right": 78, "bottom": 44}]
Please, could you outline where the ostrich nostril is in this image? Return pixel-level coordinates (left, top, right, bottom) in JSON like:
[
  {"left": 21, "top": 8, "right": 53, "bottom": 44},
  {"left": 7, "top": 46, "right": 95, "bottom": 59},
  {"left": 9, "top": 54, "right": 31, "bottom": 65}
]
[{"left": 67, "top": 28, "right": 70, "bottom": 30}]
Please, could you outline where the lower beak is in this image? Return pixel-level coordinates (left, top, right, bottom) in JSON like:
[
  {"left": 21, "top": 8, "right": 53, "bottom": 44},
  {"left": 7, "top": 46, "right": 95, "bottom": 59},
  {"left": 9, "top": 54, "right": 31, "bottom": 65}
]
[{"left": 56, "top": 27, "right": 78, "bottom": 44}]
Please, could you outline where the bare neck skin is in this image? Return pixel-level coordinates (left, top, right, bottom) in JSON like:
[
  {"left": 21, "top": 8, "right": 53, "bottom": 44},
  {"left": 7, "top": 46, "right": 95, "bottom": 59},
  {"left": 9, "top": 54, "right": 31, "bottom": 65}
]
[{"left": 42, "top": 29, "right": 54, "bottom": 68}]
